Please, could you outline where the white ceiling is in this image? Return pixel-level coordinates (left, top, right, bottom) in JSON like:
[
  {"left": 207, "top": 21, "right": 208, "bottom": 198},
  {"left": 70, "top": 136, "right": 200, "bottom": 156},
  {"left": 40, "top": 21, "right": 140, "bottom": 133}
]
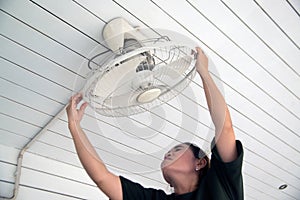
[{"left": 1, "top": 0, "right": 300, "bottom": 199}]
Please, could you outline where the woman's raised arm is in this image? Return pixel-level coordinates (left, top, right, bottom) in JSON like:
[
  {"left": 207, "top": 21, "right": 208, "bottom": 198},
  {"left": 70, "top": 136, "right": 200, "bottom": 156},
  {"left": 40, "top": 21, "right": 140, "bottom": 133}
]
[
  {"left": 66, "top": 93, "right": 122, "bottom": 200},
  {"left": 195, "top": 47, "right": 237, "bottom": 162}
]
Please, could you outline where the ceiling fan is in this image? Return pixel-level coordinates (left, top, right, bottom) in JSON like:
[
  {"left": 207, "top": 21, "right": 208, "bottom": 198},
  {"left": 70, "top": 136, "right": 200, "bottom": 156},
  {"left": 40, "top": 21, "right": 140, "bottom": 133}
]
[{"left": 83, "top": 18, "right": 197, "bottom": 117}]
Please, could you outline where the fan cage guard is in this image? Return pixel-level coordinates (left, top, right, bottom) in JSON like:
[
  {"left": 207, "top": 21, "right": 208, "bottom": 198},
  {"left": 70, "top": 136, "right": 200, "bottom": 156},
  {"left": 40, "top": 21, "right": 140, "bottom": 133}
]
[{"left": 84, "top": 36, "right": 197, "bottom": 117}]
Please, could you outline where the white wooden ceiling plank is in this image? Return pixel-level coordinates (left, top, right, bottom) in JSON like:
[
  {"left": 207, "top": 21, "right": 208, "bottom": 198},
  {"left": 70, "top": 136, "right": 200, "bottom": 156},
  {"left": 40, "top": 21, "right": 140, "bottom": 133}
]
[
  {"left": 243, "top": 174, "right": 294, "bottom": 200},
  {"left": 0, "top": 129, "right": 29, "bottom": 148},
  {"left": 243, "top": 162, "right": 300, "bottom": 199},
  {"left": 228, "top": 98, "right": 300, "bottom": 175},
  {"left": 0, "top": 148, "right": 18, "bottom": 199},
  {"left": 1, "top": 58, "right": 71, "bottom": 104},
  {"left": 243, "top": 176, "right": 278, "bottom": 200},
  {"left": 0, "top": 162, "right": 16, "bottom": 184},
  {"left": 59, "top": 105, "right": 192, "bottom": 159},
  {"left": 188, "top": 76, "right": 208, "bottom": 110},
  {"left": 245, "top": 182, "right": 278, "bottom": 200},
  {"left": 287, "top": 0, "right": 300, "bottom": 14},
  {"left": 0, "top": 78, "right": 62, "bottom": 116},
  {"left": 152, "top": 0, "right": 300, "bottom": 133},
  {"left": 102, "top": 146, "right": 160, "bottom": 175},
  {"left": 16, "top": 185, "right": 89, "bottom": 200},
  {"left": 0, "top": 36, "right": 85, "bottom": 93},
  {"left": 33, "top": 0, "right": 106, "bottom": 44},
  {"left": 84, "top": 114, "right": 163, "bottom": 154},
  {"left": 1, "top": 0, "right": 99, "bottom": 57},
  {"left": 243, "top": 144, "right": 300, "bottom": 190},
  {"left": 221, "top": 0, "right": 300, "bottom": 75},
  {"left": 244, "top": 185, "right": 267, "bottom": 200},
  {"left": 210, "top": 52, "right": 300, "bottom": 150},
  {"left": 0, "top": 181, "right": 14, "bottom": 199},
  {"left": 0, "top": 114, "right": 41, "bottom": 139},
  {"left": 27, "top": 139, "right": 166, "bottom": 187},
  {"left": 54, "top": 112, "right": 154, "bottom": 157},
  {"left": 0, "top": 144, "right": 19, "bottom": 164},
  {"left": 232, "top": 126, "right": 300, "bottom": 182},
  {"left": 188, "top": 0, "right": 300, "bottom": 103},
  {"left": 255, "top": 0, "right": 300, "bottom": 47},
  {"left": 37, "top": 130, "right": 157, "bottom": 173},
  {"left": 25, "top": 0, "right": 111, "bottom": 75},
  {"left": 92, "top": 111, "right": 209, "bottom": 163},
  {"left": 243, "top": 184, "right": 279, "bottom": 200},
  {"left": 19, "top": 167, "right": 104, "bottom": 199},
  {"left": 32, "top": 134, "right": 161, "bottom": 180},
  {"left": 234, "top": 120, "right": 300, "bottom": 178},
  {"left": 0, "top": 97, "right": 51, "bottom": 132},
  {"left": 83, "top": 130, "right": 163, "bottom": 171},
  {"left": 0, "top": 11, "right": 91, "bottom": 79},
  {"left": 227, "top": 90, "right": 300, "bottom": 167},
  {"left": 244, "top": 148, "right": 300, "bottom": 191},
  {"left": 28, "top": 141, "right": 82, "bottom": 167},
  {"left": 97, "top": 111, "right": 179, "bottom": 145},
  {"left": 22, "top": 152, "right": 94, "bottom": 186},
  {"left": 85, "top": 111, "right": 174, "bottom": 156},
  {"left": 48, "top": 117, "right": 164, "bottom": 169},
  {"left": 75, "top": 0, "right": 154, "bottom": 29},
  {"left": 36, "top": 131, "right": 75, "bottom": 152},
  {"left": 278, "top": 183, "right": 300, "bottom": 200},
  {"left": 231, "top": 58, "right": 300, "bottom": 123}
]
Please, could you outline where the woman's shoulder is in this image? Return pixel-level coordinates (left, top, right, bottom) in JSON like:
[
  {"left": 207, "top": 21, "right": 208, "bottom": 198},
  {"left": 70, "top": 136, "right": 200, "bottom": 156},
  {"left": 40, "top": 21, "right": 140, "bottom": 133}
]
[
  {"left": 211, "top": 139, "right": 244, "bottom": 165},
  {"left": 120, "top": 176, "right": 169, "bottom": 200}
]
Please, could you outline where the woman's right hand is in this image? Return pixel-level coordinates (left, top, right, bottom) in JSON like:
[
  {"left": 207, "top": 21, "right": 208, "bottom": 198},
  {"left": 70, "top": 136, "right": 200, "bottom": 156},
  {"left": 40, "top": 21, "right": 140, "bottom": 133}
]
[{"left": 66, "top": 93, "right": 88, "bottom": 127}]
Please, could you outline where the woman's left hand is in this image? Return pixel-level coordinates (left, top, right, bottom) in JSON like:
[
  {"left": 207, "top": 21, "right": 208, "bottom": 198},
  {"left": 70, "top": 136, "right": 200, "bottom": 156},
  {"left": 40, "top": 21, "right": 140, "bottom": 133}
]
[{"left": 195, "top": 47, "right": 209, "bottom": 75}]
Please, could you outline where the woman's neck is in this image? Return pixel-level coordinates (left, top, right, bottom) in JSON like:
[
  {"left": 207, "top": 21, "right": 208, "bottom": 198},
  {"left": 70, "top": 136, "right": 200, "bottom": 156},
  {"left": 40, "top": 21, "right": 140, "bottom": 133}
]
[{"left": 171, "top": 174, "right": 199, "bottom": 195}]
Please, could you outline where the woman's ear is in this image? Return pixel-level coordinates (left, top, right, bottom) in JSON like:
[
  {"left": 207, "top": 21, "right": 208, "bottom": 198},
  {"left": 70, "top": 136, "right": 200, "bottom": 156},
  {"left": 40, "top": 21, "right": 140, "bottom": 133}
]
[{"left": 195, "top": 158, "right": 207, "bottom": 171}]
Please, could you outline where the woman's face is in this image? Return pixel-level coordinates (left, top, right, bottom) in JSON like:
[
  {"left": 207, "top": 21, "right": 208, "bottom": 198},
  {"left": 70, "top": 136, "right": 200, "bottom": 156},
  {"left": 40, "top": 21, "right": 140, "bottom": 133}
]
[{"left": 161, "top": 144, "right": 197, "bottom": 176}]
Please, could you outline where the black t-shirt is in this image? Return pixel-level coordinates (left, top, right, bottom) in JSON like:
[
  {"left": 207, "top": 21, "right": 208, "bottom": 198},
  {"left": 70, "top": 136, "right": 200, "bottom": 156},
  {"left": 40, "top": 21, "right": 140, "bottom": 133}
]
[{"left": 120, "top": 140, "right": 244, "bottom": 200}]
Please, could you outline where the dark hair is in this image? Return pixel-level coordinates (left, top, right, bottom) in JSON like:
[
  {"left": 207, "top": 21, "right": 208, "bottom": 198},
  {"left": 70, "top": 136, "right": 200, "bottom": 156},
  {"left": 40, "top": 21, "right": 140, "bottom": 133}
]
[{"left": 183, "top": 142, "right": 210, "bottom": 183}]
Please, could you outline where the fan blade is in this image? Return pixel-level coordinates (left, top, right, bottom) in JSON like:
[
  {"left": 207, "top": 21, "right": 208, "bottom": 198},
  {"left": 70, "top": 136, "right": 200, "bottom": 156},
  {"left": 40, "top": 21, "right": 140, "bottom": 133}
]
[
  {"left": 92, "top": 55, "right": 146, "bottom": 97},
  {"left": 103, "top": 89, "right": 141, "bottom": 108},
  {"left": 153, "top": 55, "right": 193, "bottom": 80},
  {"left": 102, "top": 85, "right": 167, "bottom": 108}
]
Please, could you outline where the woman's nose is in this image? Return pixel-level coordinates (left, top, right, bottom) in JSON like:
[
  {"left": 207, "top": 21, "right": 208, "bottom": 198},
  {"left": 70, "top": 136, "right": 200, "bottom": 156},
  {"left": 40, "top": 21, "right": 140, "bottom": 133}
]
[{"left": 164, "top": 151, "right": 172, "bottom": 159}]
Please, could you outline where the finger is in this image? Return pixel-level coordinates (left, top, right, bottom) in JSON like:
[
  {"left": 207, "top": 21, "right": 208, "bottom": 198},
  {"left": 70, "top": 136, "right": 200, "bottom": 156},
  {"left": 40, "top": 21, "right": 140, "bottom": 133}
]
[
  {"left": 195, "top": 47, "right": 202, "bottom": 53},
  {"left": 73, "top": 93, "right": 82, "bottom": 101},
  {"left": 68, "top": 94, "right": 78, "bottom": 110},
  {"left": 79, "top": 102, "right": 88, "bottom": 114},
  {"left": 71, "top": 93, "right": 83, "bottom": 105},
  {"left": 75, "top": 95, "right": 83, "bottom": 105}
]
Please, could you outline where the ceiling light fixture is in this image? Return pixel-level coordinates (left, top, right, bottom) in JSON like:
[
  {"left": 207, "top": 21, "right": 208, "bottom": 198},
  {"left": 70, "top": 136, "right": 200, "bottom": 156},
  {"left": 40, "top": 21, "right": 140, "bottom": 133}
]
[{"left": 278, "top": 184, "right": 288, "bottom": 190}]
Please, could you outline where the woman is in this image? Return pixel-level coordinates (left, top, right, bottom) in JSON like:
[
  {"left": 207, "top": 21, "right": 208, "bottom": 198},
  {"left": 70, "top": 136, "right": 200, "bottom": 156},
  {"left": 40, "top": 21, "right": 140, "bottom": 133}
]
[{"left": 66, "top": 47, "right": 244, "bottom": 199}]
